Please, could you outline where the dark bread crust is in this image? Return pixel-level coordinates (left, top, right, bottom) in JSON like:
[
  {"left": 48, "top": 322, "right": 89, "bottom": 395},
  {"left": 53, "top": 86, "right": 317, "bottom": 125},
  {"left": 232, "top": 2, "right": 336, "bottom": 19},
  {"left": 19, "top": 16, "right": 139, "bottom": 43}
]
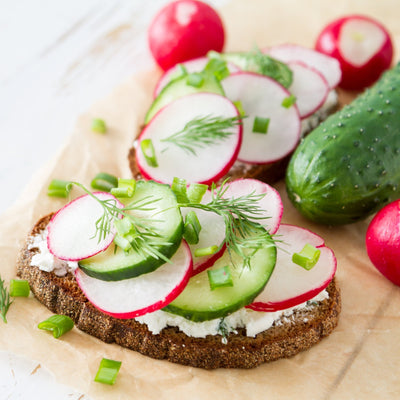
[{"left": 17, "top": 214, "right": 341, "bottom": 369}]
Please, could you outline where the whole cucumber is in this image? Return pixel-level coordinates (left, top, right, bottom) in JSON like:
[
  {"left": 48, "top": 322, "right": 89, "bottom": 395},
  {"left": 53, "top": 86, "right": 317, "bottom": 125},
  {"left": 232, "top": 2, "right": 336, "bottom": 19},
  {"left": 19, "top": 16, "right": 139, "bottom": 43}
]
[{"left": 286, "top": 62, "right": 400, "bottom": 225}]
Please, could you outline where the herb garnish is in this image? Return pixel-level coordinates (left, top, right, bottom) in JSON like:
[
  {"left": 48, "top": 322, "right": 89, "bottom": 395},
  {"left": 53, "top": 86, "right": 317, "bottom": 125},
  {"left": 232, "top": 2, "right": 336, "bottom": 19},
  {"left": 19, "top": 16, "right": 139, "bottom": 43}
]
[
  {"left": 180, "top": 179, "right": 274, "bottom": 269},
  {"left": 0, "top": 276, "right": 12, "bottom": 323},
  {"left": 161, "top": 115, "right": 242, "bottom": 155},
  {"left": 72, "top": 182, "right": 171, "bottom": 263}
]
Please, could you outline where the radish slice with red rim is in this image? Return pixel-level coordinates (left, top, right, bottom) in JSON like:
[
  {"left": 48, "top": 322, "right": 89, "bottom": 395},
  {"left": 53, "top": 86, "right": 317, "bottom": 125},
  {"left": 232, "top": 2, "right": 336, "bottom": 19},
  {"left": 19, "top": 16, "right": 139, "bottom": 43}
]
[
  {"left": 222, "top": 72, "right": 301, "bottom": 164},
  {"left": 266, "top": 44, "right": 342, "bottom": 89},
  {"left": 136, "top": 92, "right": 242, "bottom": 185},
  {"left": 222, "top": 178, "right": 283, "bottom": 235},
  {"left": 47, "top": 192, "right": 123, "bottom": 262},
  {"left": 181, "top": 190, "right": 226, "bottom": 275},
  {"left": 247, "top": 224, "right": 336, "bottom": 312},
  {"left": 75, "top": 241, "right": 193, "bottom": 319},
  {"left": 287, "top": 61, "right": 329, "bottom": 119},
  {"left": 154, "top": 56, "right": 241, "bottom": 98}
]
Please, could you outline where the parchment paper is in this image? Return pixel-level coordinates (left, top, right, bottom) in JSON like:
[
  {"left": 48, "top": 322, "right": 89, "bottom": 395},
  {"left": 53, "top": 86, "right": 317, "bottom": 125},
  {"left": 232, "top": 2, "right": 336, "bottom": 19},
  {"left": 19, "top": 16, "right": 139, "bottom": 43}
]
[{"left": 1, "top": 1, "right": 400, "bottom": 398}]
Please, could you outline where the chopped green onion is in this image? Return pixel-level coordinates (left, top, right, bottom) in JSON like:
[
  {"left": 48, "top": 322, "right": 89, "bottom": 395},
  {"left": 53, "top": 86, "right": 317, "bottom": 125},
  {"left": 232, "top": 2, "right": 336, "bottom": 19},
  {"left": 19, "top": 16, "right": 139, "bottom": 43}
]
[
  {"left": 183, "top": 211, "right": 202, "bottom": 245},
  {"left": 187, "top": 183, "right": 208, "bottom": 204},
  {"left": 292, "top": 243, "right": 321, "bottom": 270},
  {"left": 92, "top": 118, "right": 107, "bottom": 133},
  {"left": 114, "top": 217, "right": 135, "bottom": 236},
  {"left": 110, "top": 178, "right": 136, "bottom": 198},
  {"left": 171, "top": 177, "right": 189, "bottom": 203},
  {"left": 282, "top": 94, "right": 297, "bottom": 108},
  {"left": 91, "top": 172, "right": 118, "bottom": 192},
  {"left": 252, "top": 116, "right": 270, "bottom": 134},
  {"left": 194, "top": 245, "right": 219, "bottom": 258},
  {"left": 207, "top": 266, "right": 233, "bottom": 290},
  {"left": 0, "top": 277, "right": 12, "bottom": 323},
  {"left": 233, "top": 100, "right": 246, "bottom": 118},
  {"left": 38, "top": 315, "right": 74, "bottom": 338},
  {"left": 140, "top": 139, "right": 158, "bottom": 167},
  {"left": 204, "top": 58, "right": 230, "bottom": 81},
  {"left": 113, "top": 234, "right": 132, "bottom": 252},
  {"left": 94, "top": 358, "right": 122, "bottom": 385},
  {"left": 9, "top": 279, "right": 30, "bottom": 297},
  {"left": 47, "top": 179, "right": 73, "bottom": 198},
  {"left": 186, "top": 72, "right": 204, "bottom": 88}
]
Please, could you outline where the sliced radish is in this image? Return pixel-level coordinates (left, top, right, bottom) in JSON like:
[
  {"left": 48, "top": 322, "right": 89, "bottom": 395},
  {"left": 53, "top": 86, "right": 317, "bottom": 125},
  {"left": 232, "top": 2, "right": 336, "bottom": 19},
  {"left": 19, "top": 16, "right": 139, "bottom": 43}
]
[
  {"left": 47, "top": 192, "right": 123, "bottom": 262},
  {"left": 266, "top": 44, "right": 342, "bottom": 89},
  {"left": 315, "top": 15, "right": 393, "bottom": 90},
  {"left": 181, "top": 190, "right": 226, "bottom": 275},
  {"left": 287, "top": 61, "right": 329, "bottom": 119},
  {"left": 221, "top": 72, "right": 301, "bottom": 164},
  {"left": 75, "top": 241, "right": 193, "bottom": 318},
  {"left": 154, "top": 56, "right": 240, "bottom": 98},
  {"left": 222, "top": 178, "right": 283, "bottom": 235},
  {"left": 247, "top": 224, "right": 336, "bottom": 312},
  {"left": 136, "top": 92, "right": 242, "bottom": 185}
]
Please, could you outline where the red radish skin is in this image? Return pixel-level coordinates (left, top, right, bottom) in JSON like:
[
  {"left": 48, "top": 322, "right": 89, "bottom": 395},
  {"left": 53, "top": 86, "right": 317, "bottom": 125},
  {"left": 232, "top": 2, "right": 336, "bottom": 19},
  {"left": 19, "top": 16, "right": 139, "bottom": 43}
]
[
  {"left": 148, "top": 0, "right": 225, "bottom": 71},
  {"left": 366, "top": 200, "right": 400, "bottom": 286},
  {"left": 136, "top": 93, "right": 242, "bottom": 185},
  {"left": 75, "top": 241, "right": 193, "bottom": 319},
  {"left": 315, "top": 15, "right": 393, "bottom": 90},
  {"left": 287, "top": 61, "right": 329, "bottom": 119},
  {"left": 153, "top": 57, "right": 240, "bottom": 98},
  {"left": 247, "top": 224, "right": 336, "bottom": 312},
  {"left": 47, "top": 192, "right": 124, "bottom": 262},
  {"left": 222, "top": 72, "right": 301, "bottom": 164},
  {"left": 266, "top": 44, "right": 342, "bottom": 89},
  {"left": 222, "top": 178, "right": 283, "bottom": 235}
]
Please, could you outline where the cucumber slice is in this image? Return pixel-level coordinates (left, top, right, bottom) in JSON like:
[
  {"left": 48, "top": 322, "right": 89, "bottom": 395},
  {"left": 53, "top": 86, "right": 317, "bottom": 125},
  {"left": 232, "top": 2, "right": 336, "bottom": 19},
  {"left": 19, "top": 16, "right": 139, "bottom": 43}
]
[
  {"left": 163, "top": 232, "right": 276, "bottom": 321},
  {"left": 79, "top": 181, "right": 183, "bottom": 281},
  {"left": 144, "top": 73, "right": 224, "bottom": 124}
]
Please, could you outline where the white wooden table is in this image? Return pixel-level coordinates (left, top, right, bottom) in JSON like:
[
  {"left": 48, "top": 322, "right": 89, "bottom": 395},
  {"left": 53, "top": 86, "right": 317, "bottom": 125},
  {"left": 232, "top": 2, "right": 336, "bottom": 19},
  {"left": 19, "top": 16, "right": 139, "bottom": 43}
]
[{"left": 0, "top": 0, "right": 227, "bottom": 397}]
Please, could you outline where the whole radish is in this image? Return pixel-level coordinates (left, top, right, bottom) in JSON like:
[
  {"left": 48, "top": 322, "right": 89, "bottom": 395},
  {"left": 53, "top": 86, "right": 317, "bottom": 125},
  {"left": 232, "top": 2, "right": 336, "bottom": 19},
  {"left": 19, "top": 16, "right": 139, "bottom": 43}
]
[
  {"left": 366, "top": 200, "right": 400, "bottom": 286},
  {"left": 148, "top": 0, "right": 225, "bottom": 71},
  {"left": 315, "top": 15, "right": 393, "bottom": 90}
]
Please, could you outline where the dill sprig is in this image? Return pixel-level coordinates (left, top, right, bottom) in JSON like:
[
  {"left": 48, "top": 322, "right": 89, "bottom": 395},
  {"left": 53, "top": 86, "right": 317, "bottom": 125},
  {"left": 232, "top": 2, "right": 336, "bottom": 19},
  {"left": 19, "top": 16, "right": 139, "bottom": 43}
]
[
  {"left": 0, "top": 276, "right": 12, "bottom": 323},
  {"left": 72, "top": 182, "right": 171, "bottom": 263},
  {"left": 161, "top": 114, "right": 242, "bottom": 156},
  {"left": 180, "top": 180, "right": 274, "bottom": 268}
]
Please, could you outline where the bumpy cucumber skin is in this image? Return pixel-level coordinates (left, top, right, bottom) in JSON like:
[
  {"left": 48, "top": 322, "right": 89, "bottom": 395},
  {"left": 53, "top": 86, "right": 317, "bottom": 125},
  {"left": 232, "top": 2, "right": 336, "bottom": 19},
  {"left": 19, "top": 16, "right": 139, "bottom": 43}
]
[
  {"left": 286, "top": 63, "right": 400, "bottom": 225},
  {"left": 79, "top": 181, "right": 183, "bottom": 281}
]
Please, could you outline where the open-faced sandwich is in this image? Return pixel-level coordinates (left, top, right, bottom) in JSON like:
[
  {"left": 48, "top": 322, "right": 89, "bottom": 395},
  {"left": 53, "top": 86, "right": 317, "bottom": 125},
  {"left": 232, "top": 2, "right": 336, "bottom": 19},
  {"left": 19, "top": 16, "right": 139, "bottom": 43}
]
[{"left": 17, "top": 175, "right": 340, "bottom": 369}]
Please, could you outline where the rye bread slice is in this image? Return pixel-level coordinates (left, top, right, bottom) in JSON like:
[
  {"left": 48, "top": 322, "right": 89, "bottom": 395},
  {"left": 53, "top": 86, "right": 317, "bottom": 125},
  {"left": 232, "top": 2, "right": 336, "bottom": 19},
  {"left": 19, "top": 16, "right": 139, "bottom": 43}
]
[{"left": 17, "top": 214, "right": 341, "bottom": 370}]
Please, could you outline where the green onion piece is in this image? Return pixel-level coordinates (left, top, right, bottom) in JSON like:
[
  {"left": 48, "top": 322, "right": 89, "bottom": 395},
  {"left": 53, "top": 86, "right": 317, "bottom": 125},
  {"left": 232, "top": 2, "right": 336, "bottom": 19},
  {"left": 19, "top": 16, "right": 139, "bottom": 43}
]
[
  {"left": 94, "top": 358, "right": 122, "bottom": 385},
  {"left": 252, "top": 116, "right": 270, "bottom": 134},
  {"left": 38, "top": 315, "right": 74, "bottom": 338},
  {"left": 9, "top": 279, "right": 30, "bottom": 297},
  {"left": 47, "top": 179, "right": 73, "bottom": 198},
  {"left": 233, "top": 100, "right": 246, "bottom": 118},
  {"left": 177, "top": 63, "right": 188, "bottom": 76},
  {"left": 90, "top": 172, "right": 118, "bottom": 192},
  {"left": 140, "top": 139, "right": 158, "bottom": 167},
  {"left": 207, "top": 266, "right": 233, "bottom": 290},
  {"left": 186, "top": 72, "right": 204, "bottom": 88},
  {"left": 282, "top": 94, "right": 297, "bottom": 108},
  {"left": 111, "top": 178, "right": 136, "bottom": 198},
  {"left": 194, "top": 245, "right": 219, "bottom": 258},
  {"left": 171, "top": 177, "right": 189, "bottom": 203},
  {"left": 92, "top": 118, "right": 107, "bottom": 133},
  {"left": 187, "top": 183, "right": 208, "bottom": 203},
  {"left": 204, "top": 58, "right": 230, "bottom": 81},
  {"left": 113, "top": 234, "right": 132, "bottom": 252},
  {"left": 183, "top": 211, "right": 202, "bottom": 245},
  {"left": 114, "top": 217, "right": 135, "bottom": 236},
  {"left": 292, "top": 243, "right": 321, "bottom": 270}
]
